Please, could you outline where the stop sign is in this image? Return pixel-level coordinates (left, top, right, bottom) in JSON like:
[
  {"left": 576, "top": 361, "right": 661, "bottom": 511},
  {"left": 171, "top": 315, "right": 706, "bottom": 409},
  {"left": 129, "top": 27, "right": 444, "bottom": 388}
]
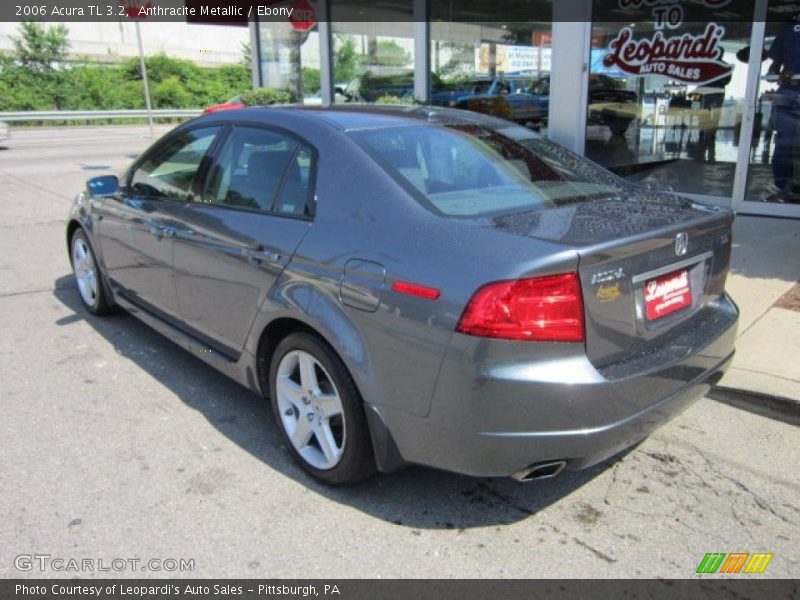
[{"left": 289, "top": 0, "right": 316, "bottom": 32}]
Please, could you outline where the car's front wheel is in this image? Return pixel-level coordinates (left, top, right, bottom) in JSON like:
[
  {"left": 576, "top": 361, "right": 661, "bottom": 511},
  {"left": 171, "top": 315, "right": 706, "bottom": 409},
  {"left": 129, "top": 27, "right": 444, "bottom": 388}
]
[
  {"left": 70, "top": 228, "right": 112, "bottom": 315},
  {"left": 269, "top": 332, "right": 375, "bottom": 485}
]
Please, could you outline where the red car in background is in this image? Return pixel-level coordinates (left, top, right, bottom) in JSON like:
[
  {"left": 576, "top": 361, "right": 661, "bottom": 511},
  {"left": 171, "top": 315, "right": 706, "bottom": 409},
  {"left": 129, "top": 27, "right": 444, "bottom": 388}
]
[{"left": 202, "top": 96, "right": 245, "bottom": 114}]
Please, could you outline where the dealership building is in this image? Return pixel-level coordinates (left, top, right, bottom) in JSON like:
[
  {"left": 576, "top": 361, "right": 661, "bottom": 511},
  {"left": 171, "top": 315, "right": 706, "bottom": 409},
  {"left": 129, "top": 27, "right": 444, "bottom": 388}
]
[{"left": 246, "top": 0, "right": 800, "bottom": 218}]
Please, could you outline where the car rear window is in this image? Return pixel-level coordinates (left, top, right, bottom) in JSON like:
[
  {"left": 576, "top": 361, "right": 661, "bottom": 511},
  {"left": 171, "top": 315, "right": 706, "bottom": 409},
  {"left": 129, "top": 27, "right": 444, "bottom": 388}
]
[{"left": 350, "top": 123, "right": 627, "bottom": 217}]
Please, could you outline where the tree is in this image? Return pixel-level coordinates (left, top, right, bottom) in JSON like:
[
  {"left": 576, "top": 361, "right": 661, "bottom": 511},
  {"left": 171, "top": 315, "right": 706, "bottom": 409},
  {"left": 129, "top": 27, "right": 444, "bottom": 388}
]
[
  {"left": 240, "top": 87, "right": 296, "bottom": 106},
  {"left": 302, "top": 68, "right": 321, "bottom": 95},
  {"left": 0, "top": 23, "right": 251, "bottom": 113},
  {"left": 372, "top": 40, "right": 411, "bottom": 67},
  {"left": 434, "top": 41, "right": 475, "bottom": 80},
  {"left": 333, "top": 35, "right": 361, "bottom": 84},
  {"left": 10, "top": 22, "right": 70, "bottom": 71},
  {"left": 287, "top": 30, "right": 309, "bottom": 100},
  {"left": 153, "top": 76, "right": 193, "bottom": 108},
  {"left": 8, "top": 22, "right": 71, "bottom": 109},
  {"left": 240, "top": 41, "right": 251, "bottom": 69}
]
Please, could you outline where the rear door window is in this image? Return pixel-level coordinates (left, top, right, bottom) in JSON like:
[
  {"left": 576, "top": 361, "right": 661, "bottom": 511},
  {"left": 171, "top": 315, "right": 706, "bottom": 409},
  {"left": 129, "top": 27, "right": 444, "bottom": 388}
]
[
  {"left": 202, "top": 126, "right": 314, "bottom": 216},
  {"left": 274, "top": 147, "right": 315, "bottom": 217}
]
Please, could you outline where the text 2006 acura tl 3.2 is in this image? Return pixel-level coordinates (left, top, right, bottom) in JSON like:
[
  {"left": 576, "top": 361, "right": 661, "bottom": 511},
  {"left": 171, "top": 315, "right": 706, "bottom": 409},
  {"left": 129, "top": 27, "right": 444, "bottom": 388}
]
[{"left": 67, "top": 106, "right": 738, "bottom": 485}]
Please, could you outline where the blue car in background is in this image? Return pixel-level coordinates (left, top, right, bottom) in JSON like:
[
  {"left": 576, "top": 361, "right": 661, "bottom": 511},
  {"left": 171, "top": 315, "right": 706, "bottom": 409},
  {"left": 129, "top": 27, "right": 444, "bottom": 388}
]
[{"left": 437, "top": 76, "right": 548, "bottom": 126}]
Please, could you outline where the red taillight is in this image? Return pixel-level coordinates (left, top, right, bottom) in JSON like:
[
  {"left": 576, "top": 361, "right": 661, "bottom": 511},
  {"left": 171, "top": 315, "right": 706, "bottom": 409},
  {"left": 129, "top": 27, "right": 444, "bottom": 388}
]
[
  {"left": 392, "top": 280, "right": 441, "bottom": 300},
  {"left": 456, "top": 273, "right": 584, "bottom": 342}
]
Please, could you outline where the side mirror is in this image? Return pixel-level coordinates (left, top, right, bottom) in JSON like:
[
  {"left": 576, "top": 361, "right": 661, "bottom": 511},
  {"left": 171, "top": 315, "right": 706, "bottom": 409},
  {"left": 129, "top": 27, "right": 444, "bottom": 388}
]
[{"left": 87, "top": 175, "right": 119, "bottom": 198}]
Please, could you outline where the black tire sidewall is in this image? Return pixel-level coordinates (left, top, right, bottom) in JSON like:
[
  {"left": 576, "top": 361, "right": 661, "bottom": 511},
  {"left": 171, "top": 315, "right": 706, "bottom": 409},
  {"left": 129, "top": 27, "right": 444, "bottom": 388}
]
[{"left": 268, "top": 332, "right": 374, "bottom": 485}]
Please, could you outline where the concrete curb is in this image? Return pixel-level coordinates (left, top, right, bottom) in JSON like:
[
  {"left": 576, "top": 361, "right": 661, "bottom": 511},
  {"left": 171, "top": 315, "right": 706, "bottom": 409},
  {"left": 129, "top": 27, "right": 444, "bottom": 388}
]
[{"left": 708, "top": 385, "right": 800, "bottom": 426}]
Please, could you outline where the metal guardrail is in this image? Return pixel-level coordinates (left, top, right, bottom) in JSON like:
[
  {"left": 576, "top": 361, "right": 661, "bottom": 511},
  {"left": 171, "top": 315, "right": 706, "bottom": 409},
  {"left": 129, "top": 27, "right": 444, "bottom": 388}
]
[{"left": 0, "top": 109, "right": 202, "bottom": 122}]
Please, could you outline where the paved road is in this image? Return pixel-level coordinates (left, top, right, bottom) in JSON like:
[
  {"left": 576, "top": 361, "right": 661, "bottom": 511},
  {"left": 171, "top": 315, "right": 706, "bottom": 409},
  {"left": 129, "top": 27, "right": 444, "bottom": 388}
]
[{"left": 0, "top": 125, "right": 798, "bottom": 579}]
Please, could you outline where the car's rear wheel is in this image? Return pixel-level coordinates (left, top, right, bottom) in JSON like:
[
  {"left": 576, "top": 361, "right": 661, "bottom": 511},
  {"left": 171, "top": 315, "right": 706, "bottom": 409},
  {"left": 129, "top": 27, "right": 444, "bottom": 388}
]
[
  {"left": 609, "top": 117, "right": 632, "bottom": 136},
  {"left": 70, "top": 229, "right": 112, "bottom": 316},
  {"left": 269, "top": 332, "right": 375, "bottom": 485}
]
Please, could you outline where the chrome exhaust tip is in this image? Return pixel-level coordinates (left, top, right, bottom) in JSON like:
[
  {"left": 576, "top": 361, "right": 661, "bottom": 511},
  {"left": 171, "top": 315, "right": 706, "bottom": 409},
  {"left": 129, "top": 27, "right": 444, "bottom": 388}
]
[{"left": 511, "top": 460, "right": 567, "bottom": 482}]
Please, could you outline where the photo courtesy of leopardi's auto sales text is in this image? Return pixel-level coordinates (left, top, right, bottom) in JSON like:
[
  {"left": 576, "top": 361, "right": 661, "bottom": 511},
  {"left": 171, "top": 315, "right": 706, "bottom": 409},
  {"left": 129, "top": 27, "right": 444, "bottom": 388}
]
[{"left": 0, "top": 0, "right": 798, "bottom": 598}]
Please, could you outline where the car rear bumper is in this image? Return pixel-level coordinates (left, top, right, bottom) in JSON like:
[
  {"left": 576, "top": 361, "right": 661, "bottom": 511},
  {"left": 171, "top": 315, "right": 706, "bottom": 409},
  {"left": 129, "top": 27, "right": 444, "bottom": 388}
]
[{"left": 371, "top": 293, "right": 738, "bottom": 477}]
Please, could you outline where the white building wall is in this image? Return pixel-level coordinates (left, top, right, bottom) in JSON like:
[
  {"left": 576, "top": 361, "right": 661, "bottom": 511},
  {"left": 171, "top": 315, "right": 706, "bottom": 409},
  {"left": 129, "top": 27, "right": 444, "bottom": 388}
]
[{"left": 0, "top": 22, "right": 249, "bottom": 66}]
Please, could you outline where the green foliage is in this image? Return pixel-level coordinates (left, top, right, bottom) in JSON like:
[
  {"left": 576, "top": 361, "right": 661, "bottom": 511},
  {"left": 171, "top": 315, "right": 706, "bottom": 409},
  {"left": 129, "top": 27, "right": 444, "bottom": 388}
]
[
  {"left": 375, "top": 95, "right": 415, "bottom": 105},
  {"left": 333, "top": 35, "right": 361, "bottom": 84},
  {"left": 153, "top": 76, "right": 193, "bottom": 108},
  {"left": 119, "top": 53, "right": 199, "bottom": 86},
  {"left": 348, "top": 71, "right": 415, "bottom": 102},
  {"left": 4, "top": 22, "right": 71, "bottom": 109},
  {"left": 372, "top": 40, "right": 411, "bottom": 67},
  {"left": 11, "top": 22, "right": 70, "bottom": 71},
  {"left": 63, "top": 64, "right": 136, "bottom": 110},
  {"left": 239, "top": 87, "right": 297, "bottom": 106},
  {"left": 434, "top": 42, "right": 475, "bottom": 81},
  {"left": 0, "top": 23, "right": 252, "bottom": 112},
  {"left": 240, "top": 41, "right": 251, "bottom": 68},
  {"left": 302, "top": 68, "right": 321, "bottom": 96}
]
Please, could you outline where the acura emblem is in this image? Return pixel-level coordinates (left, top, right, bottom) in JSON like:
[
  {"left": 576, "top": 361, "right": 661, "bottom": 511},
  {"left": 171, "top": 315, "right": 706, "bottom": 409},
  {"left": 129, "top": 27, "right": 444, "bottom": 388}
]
[{"left": 674, "top": 232, "right": 688, "bottom": 256}]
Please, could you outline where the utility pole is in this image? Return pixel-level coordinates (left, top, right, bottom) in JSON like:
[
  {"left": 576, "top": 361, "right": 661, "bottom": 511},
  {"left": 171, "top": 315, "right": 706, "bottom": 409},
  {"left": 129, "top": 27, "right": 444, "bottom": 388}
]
[{"left": 135, "top": 21, "right": 154, "bottom": 138}]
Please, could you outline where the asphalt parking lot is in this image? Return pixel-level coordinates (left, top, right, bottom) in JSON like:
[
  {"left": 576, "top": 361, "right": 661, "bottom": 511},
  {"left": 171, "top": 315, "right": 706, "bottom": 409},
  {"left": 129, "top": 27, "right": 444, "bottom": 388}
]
[{"left": 0, "top": 125, "right": 798, "bottom": 579}]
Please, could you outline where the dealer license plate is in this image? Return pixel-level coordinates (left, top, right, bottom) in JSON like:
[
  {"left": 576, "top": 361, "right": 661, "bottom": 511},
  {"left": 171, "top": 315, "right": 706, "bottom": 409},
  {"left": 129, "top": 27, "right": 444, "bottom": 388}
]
[{"left": 644, "top": 268, "right": 692, "bottom": 321}]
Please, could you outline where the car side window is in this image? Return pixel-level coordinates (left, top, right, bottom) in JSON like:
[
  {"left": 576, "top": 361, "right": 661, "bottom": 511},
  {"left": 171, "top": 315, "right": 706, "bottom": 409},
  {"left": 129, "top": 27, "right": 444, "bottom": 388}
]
[
  {"left": 274, "top": 147, "right": 315, "bottom": 217},
  {"left": 203, "top": 126, "right": 314, "bottom": 216},
  {"left": 129, "top": 127, "right": 220, "bottom": 201}
]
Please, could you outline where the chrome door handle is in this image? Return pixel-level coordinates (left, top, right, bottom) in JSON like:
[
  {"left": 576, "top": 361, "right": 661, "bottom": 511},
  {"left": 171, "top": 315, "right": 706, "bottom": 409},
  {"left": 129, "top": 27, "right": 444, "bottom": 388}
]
[{"left": 243, "top": 245, "right": 281, "bottom": 263}]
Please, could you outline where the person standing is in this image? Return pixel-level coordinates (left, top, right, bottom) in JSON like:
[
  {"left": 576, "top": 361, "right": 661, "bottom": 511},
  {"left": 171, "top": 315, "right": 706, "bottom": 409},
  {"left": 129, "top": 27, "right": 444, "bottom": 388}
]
[{"left": 765, "top": 18, "right": 800, "bottom": 203}]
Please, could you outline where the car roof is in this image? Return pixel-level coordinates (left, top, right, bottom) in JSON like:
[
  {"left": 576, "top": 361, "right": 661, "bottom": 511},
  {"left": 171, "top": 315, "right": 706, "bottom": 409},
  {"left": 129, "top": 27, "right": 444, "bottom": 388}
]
[{"left": 203, "top": 104, "right": 510, "bottom": 132}]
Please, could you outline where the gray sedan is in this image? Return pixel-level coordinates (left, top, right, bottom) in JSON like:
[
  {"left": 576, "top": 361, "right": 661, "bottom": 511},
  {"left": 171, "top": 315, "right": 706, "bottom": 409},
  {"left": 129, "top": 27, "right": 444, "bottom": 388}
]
[{"left": 67, "top": 106, "right": 738, "bottom": 485}]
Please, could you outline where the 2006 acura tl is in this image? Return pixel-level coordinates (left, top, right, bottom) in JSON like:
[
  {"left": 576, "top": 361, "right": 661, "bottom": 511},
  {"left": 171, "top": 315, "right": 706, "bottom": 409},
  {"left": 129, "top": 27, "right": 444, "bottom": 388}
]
[{"left": 67, "top": 106, "right": 738, "bottom": 485}]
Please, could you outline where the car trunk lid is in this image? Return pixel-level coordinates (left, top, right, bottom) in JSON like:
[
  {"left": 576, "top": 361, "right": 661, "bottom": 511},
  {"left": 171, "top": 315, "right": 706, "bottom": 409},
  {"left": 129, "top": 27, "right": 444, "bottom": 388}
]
[{"left": 490, "top": 193, "right": 734, "bottom": 368}]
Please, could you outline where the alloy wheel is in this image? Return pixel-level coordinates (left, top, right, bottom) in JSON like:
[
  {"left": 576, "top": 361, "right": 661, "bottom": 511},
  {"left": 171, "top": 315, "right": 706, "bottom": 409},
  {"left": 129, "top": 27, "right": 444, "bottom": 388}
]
[
  {"left": 275, "top": 350, "right": 346, "bottom": 470},
  {"left": 72, "top": 236, "right": 98, "bottom": 308}
]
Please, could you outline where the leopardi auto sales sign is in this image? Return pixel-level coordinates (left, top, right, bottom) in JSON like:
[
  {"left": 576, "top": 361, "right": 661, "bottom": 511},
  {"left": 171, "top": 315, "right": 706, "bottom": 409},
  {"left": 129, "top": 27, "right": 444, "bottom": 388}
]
[{"left": 603, "top": 0, "right": 734, "bottom": 85}]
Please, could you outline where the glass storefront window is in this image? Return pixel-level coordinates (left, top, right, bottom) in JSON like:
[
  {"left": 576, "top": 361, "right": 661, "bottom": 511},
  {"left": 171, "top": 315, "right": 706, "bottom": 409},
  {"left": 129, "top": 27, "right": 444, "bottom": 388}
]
[
  {"left": 329, "top": 1, "right": 415, "bottom": 104},
  {"left": 258, "top": 18, "right": 322, "bottom": 104},
  {"left": 745, "top": 5, "right": 800, "bottom": 205},
  {"left": 330, "top": 21, "right": 416, "bottom": 103},
  {"left": 429, "top": 18, "right": 553, "bottom": 134},
  {"left": 588, "top": 1, "right": 756, "bottom": 198}
]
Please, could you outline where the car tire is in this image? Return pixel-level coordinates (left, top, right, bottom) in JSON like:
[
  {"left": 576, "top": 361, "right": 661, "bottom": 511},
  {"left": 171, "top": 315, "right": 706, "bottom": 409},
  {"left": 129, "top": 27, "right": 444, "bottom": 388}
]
[
  {"left": 269, "top": 332, "right": 376, "bottom": 485},
  {"left": 70, "top": 228, "right": 112, "bottom": 316}
]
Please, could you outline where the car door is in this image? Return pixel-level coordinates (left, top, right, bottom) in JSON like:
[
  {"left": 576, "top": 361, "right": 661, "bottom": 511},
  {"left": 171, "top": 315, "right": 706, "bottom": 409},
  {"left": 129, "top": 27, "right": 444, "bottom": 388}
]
[
  {"left": 172, "top": 125, "right": 315, "bottom": 358},
  {"left": 97, "top": 126, "right": 222, "bottom": 322}
]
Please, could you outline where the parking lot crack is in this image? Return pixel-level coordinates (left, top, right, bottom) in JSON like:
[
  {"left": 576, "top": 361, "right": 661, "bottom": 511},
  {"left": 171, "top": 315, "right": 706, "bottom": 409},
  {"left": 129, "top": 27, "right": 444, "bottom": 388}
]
[
  {"left": 730, "top": 506, "right": 756, "bottom": 543},
  {"left": 0, "top": 171, "right": 68, "bottom": 202},
  {"left": 0, "top": 286, "right": 71, "bottom": 299},
  {"left": 688, "top": 444, "right": 798, "bottom": 527},
  {"left": 572, "top": 537, "right": 617, "bottom": 564}
]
